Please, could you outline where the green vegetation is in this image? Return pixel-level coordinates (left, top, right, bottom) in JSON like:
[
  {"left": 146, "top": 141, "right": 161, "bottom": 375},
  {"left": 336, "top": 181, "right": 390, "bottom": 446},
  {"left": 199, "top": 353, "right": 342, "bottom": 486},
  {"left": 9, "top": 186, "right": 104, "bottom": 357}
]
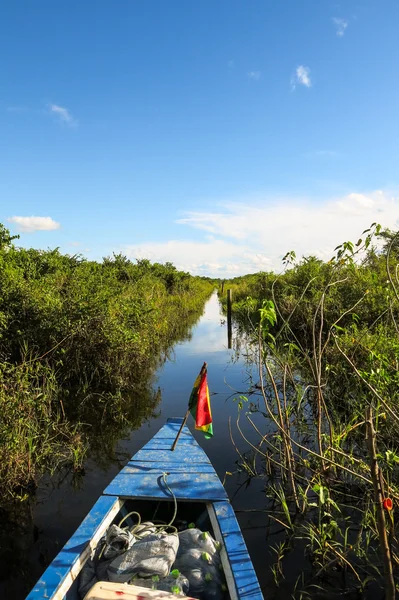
[
  {"left": 222, "top": 225, "right": 399, "bottom": 598},
  {"left": 0, "top": 224, "right": 213, "bottom": 501}
]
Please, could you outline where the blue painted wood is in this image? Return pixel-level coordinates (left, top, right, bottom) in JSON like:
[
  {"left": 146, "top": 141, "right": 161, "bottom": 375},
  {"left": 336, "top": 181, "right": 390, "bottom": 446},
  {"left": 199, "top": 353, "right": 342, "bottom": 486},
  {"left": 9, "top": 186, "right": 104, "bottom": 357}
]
[
  {"left": 125, "top": 461, "right": 215, "bottom": 473},
  {"left": 104, "top": 470, "right": 227, "bottom": 500},
  {"left": 27, "top": 495, "right": 119, "bottom": 600},
  {"left": 104, "top": 420, "right": 225, "bottom": 499},
  {"left": 136, "top": 422, "right": 211, "bottom": 461},
  {"left": 130, "top": 447, "right": 211, "bottom": 464},
  {"left": 154, "top": 431, "right": 191, "bottom": 440},
  {"left": 152, "top": 427, "right": 197, "bottom": 441},
  {"left": 142, "top": 419, "right": 208, "bottom": 458},
  {"left": 165, "top": 417, "right": 186, "bottom": 425},
  {"left": 27, "top": 418, "right": 263, "bottom": 600},
  {"left": 150, "top": 419, "right": 204, "bottom": 442},
  {"left": 214, "top": 501, "right": 263, "bottom": 600},
  {"left": 141, "top": 437, "right": 199, "bottom": 448}
]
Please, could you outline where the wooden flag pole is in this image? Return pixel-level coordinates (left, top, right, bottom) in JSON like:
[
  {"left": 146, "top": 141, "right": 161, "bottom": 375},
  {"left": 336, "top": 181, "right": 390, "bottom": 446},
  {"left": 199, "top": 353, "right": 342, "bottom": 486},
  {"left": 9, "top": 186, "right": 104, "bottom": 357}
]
[
  {"left": 170, "top": 408, "right": 191, "bottom": 451},
  {"left": 171, "top": 362, "right": 207, "bottom": 451}
]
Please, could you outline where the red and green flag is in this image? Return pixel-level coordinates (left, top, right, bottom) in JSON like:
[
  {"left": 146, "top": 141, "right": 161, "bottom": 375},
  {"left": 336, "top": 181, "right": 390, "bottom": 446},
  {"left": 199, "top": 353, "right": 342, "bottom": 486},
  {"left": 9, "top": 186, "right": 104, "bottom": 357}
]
[{"left": 188, "top": 363, "right": 213, "bottom": 439}]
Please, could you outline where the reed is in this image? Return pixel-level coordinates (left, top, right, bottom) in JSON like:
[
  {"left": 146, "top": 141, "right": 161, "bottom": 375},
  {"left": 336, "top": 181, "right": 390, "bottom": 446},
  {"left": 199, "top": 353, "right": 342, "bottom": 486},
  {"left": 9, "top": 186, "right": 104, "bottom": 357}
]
[{"left": 226, "top": 224, "right": 399, "bottom": 596}]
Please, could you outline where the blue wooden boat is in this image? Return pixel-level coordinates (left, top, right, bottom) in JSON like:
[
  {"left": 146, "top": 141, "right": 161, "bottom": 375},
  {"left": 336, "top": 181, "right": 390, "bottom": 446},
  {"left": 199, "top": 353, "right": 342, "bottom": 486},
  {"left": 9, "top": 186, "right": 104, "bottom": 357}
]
[{"left": 27, "top": 418, "right": 263, "bottom": 600}]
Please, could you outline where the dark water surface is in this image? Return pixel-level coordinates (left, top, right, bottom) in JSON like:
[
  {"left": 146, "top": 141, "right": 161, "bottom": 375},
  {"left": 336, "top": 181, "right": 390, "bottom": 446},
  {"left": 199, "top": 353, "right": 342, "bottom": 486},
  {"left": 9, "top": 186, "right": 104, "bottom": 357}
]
[{"left": 2, "top": 293, "right": 272, "bottom": 599}]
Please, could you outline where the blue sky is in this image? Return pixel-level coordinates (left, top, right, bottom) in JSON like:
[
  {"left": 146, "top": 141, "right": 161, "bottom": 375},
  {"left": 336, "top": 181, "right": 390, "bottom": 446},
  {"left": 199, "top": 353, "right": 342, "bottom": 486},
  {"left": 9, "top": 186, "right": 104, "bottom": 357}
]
[{"left": 1, "top": 1, "right": 399, "bottom": 275}]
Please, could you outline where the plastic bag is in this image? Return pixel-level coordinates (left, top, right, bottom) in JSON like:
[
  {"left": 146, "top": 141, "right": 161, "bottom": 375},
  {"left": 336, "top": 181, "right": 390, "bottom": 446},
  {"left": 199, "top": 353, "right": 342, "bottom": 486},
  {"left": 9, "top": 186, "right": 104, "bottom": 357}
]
[
  {"left": 133, "top": 522, "right": 158, "bottom": 538},
  {"left": 131, "top": 569, "right": 189, "bottom": 595},
  {"left": 79, "top": 556, "right": 98, "bottom": 599},
  {"left": 79, "top": 538, "right": 111, "bottom": 599},
  {"left": 107, "top": 532, "right": 179, "bottom": 583},
  {"left": 79, "top": 523, "right": 136, "bottom": 597},
  {"left": 174, "top": 530, "right": 225, "bottom": 600},
  {"left": 102, "top": 524, "right": 135, "bottom": 560},
  {"left": 177, "top": 529, "right": 220, "bottom": 560}
]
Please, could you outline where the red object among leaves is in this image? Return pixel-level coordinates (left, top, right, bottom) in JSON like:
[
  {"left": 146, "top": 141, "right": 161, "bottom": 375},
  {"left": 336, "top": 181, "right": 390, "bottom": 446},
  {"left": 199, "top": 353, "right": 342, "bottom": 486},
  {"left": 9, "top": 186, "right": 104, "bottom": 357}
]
[{"left": 383, "top": 497, "right": 393, "bottom": 511}]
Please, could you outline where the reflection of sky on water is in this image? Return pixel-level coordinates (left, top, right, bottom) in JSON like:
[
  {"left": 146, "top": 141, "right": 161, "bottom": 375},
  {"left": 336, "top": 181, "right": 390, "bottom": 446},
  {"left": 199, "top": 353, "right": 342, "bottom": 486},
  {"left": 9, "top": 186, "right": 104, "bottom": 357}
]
[
  {"left": 132, "top": 292, "right": 268, "bottom": 486},
  {"left": 172, "top": 293, "right": 230, "bottom": 356}
]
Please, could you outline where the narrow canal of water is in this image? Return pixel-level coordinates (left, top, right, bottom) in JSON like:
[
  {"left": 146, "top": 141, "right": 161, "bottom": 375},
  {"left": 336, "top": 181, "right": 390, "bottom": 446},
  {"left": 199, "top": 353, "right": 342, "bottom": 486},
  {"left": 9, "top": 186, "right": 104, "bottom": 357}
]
[{"left": 3, "top": 292, "right": 271, "bottom": 599}]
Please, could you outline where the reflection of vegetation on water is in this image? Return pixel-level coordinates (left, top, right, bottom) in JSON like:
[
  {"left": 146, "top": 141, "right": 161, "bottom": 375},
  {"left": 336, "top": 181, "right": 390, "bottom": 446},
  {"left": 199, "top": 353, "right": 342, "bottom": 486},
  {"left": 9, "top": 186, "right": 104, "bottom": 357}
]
[
  {"left": 0, "top": 223, "right": 214, "bottom": 503},
  {"left": 0, "top": 498, "right": 41, "bottom": 599},
  {"left": 0, "top": 360, "right": 87, "bottom": 500},
  {"left": 80, "top": 305, "right": 207, "bottom": 468},
  {"left": 221, "top": 226, "right": 399, "bottom": 599}
]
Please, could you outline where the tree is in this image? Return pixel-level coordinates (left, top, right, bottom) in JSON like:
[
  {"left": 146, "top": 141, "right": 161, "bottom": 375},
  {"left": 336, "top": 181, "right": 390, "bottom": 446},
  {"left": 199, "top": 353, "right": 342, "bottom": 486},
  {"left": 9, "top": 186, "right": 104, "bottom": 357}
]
[
  {"left": 378, "top": 228, "right": 399, "bottom": 256},
  {"left": 0, "top": 223, "right": 19, "bottom": 250}
]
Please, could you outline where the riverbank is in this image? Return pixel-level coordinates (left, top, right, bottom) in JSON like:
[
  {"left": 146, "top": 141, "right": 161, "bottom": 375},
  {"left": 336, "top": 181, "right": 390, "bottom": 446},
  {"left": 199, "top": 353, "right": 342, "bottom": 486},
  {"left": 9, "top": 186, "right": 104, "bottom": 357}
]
[
  {"left": 217, "top": 228, "right": 399, "bottom": 598},
  {"left": 0, "top": 225, "right": 214, "bottom": 501}
]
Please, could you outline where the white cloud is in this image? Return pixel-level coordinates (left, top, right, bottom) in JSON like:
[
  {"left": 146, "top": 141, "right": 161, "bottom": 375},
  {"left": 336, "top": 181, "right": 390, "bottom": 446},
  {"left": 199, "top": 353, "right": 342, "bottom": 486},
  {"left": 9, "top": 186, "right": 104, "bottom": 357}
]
[
  {"left": 247, "top": 71, "right": 261, "bottom": 81},
  {"left": 48, "top": 104, "right": 77, "bottom": 127},
  {"left": 291, "top": 65, "right": 311, "bottom": 90},
  {"left": 8, "top": 216, "right": 60, "bottom": 233},
  {"left": 120, "top": 190, "right": 399, "bottom": 277},
  {"left": 332, "top": 18, "right": 348, "bottom": 37},
  {"left": 121, "top": 238, "right": 272, "bottom": 277}
]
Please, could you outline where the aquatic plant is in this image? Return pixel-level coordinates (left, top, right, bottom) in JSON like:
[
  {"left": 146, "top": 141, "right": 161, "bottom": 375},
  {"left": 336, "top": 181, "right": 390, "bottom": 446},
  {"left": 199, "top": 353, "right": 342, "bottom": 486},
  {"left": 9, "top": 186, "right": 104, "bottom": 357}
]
[{"left": 225, "top": 225, "right": 399, "bottom": 597}]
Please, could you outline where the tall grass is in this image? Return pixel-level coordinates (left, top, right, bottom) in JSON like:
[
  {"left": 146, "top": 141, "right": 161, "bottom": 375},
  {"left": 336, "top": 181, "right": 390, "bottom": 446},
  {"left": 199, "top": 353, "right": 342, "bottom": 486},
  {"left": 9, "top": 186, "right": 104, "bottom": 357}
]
[
  {"left": 0, "top": 225, "right": 214, "bottom": 501},
  {"left": 225, "top": 226, "right": 399, "bottom": 597},
  {"left": 0, "top": 361, "right": 86, "bottom": 500}
]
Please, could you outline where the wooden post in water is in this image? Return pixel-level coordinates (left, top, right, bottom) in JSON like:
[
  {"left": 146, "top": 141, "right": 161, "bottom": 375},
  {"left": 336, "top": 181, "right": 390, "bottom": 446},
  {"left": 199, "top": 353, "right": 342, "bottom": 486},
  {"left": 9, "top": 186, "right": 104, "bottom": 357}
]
[{"left": 227, "top": 289, "right": 232, "bottom": 349}]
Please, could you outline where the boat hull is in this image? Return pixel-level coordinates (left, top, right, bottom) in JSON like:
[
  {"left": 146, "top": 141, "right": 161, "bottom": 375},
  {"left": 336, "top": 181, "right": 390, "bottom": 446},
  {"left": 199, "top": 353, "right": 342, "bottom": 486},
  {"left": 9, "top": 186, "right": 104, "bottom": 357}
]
[{"left": 26, "top": 418, "right": 263, "bottom": 600}]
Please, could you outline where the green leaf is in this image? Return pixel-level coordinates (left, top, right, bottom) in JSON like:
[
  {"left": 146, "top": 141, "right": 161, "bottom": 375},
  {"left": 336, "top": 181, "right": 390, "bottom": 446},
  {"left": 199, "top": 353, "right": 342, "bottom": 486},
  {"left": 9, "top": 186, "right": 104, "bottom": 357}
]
[
  {"left": 259, "top": 299, "right": 277, "bottom": 328},
  {"left": 326, "top": 498, "right": 341, "bottom": 512}
]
